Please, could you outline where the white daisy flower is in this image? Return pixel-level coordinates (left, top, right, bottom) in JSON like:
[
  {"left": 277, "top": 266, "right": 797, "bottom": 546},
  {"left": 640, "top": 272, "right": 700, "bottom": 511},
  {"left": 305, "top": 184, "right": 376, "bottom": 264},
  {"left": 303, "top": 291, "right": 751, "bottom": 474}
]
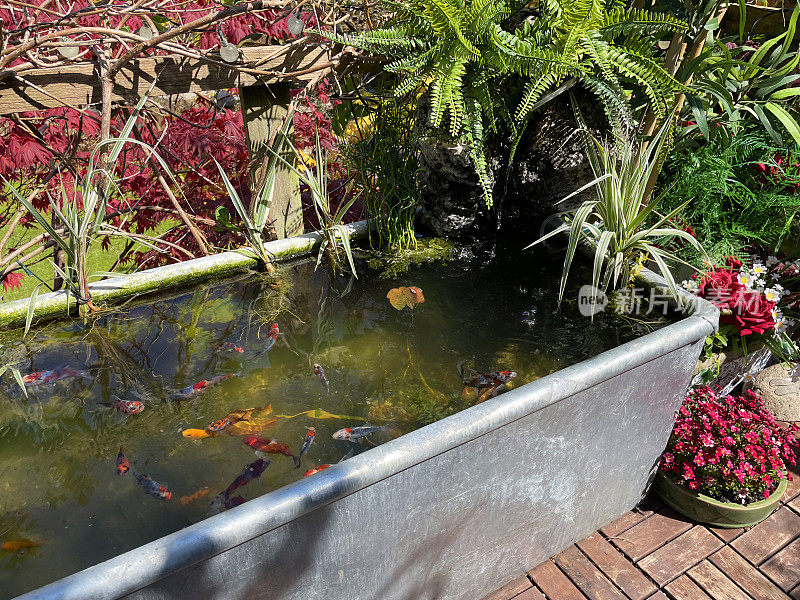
[
  {"left": 752, "top": 263, "right": 767, "bottom": 276},
  {"left": 764, "top": 288, "right": 781, "bottom": 302},
  {"left": 767, "top": 256, "right": 780, "bottom": 267},
  {"left": 775, "top": 318, "right": 788, "bottom": 334},
  {"left": 775, "top": 284, "right": 785, "bottom": 293},
  {"left": 772, "top": 272, "right": 782, "bottom": 281},
  {"left": 737, "top": 272, "right": 753, "bottom": 288},
  {"left": 681, "top": 279, "right": 698, "bottom": 292},
  {"left": 743, "top": 371, "right": 755, "bottom": 382},
  {"left": 754, "top": 278, "right": 766, "bottom": 291},
  {"left": 772, "top": 307, "right": 784, "bottom": 320}
]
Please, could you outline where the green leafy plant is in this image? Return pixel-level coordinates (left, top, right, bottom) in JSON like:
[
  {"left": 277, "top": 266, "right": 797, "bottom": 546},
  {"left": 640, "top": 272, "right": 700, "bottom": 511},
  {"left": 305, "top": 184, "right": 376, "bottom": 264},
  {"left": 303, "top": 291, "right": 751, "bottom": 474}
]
[
  {"left": 659, "top": 124, "right": 800, "bottom": 263},
  {"left": 321, "top": 0, "right": 687, "bottom": 205},
  {"left": 3, "top": 94, "right": 169, "bottom": 324},
  {"left": 528, "top": 118, "right": 707, "bottom": 301},
  {"left": 340, "top": 93, "right": 420, "bottom": 251},
  {"left": 269, "top": 135, "right": 359, "bottom": 276},
  {"left": 678, "top": 5, "right": 800, "bottom": 149},
  {"left": 214, "top": 114, "right": 292, "bottom": 271}
]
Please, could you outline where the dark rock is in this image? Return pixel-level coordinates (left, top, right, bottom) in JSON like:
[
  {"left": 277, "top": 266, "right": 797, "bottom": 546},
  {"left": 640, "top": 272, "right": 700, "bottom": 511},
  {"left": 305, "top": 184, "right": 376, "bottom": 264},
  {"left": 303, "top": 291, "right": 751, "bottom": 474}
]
[{"left": 415, "top": 88, "right": 605, "bottom": 247}]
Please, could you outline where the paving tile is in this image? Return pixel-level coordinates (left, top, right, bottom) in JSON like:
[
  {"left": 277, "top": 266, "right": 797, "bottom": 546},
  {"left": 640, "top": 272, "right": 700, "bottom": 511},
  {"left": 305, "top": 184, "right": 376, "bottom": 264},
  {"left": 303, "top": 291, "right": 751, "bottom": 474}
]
[
  {"left": 785, "top": 465, "right": 800, "bottom": 503},
  {"left": 482, "top": 575, "right": 532, "bottom": 600},
  {"left": 553, "top": 545, "right": 627, "bottom": 600},
  {"left": 663, "top": 575, "right": 714, "bottom": 600},
  {"left": 645, "top": 593, "right": 669, "bottom": 600},
  {"left": 761, "top": 536, "right": 800, "bottom": 592},
  {"left": 687, "top": 560, "right": 751, "bottom": 600},
  {"left": 600, "top": 497, "right": 663, "bottom": 538},
  {"left": 609, "top": 510, "right": 692, "bottom": 561},
  {"left": 707, "top": 525, "right": 745, "bottom": 543},
  {"left": 792, "top": 583, "right": 800, "bottom": 600},
  {"left": 785, "top": 475, "right": 800, "bottom": 503},
  {"left": 731, "top": 507, "right": 800, "bottom": 565},
  {"left": 601, "top": 511, "right": 650, "bottom": 538},
  {"left": 577, "top": 533, "right": 657, "bottom": 600},
  {"left": 638, "top": 526, "right": 722, "bottom": 586},
  {"left": 529, "top": 560, "right": 587, "bottom": 600},
  {"left": 708, "top": 546, "right": 791, "bottom": 600},
  {"left": 514, "top": 588, "right": 546, "bottom": 600}
]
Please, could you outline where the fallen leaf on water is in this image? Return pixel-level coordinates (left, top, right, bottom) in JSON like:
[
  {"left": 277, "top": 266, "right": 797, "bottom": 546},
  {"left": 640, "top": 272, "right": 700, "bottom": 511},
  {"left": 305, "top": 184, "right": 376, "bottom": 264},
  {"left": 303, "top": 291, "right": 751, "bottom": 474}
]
[
  {"left": 387, "top": 286, "right": 425, "bottom": 311},
  {"left": 227, "top": 417, "right": 278, "bottom": 436}
]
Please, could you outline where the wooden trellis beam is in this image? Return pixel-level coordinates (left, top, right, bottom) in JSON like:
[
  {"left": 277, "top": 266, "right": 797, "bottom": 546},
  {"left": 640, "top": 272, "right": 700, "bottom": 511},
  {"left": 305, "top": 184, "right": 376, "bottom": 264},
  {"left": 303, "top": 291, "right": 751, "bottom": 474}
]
[{"left": 0, "top": 45, "right": 333, "bottom": 115}]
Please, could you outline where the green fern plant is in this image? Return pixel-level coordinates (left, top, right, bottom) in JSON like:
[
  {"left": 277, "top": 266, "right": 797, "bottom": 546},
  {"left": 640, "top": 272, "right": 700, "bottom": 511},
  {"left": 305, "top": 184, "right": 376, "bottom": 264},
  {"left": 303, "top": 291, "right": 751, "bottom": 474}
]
[{"left": 320, "top": 0, "right": 687, "bottom": 206}]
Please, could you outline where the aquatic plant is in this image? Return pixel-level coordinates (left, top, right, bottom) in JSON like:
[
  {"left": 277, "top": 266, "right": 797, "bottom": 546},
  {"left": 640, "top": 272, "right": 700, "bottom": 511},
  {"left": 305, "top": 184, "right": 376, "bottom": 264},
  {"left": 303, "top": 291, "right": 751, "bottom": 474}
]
[
  {"left": 3, "top": 94, "right": 173, "bottom": 322},
  {"left": 529, "top": 117, "right": 707, "bottom": 302},
  {"left": 268, "top": 135, "right": 358, "bottom": 277},
  {"left": 214, "top": 114, "right": 293, "bottom": 272},
  {"left": 320, "top": 0, "right": 687, "bottom": 205},
  {"left": 340, "top": 91, "right": 420, "bottom": 251}
]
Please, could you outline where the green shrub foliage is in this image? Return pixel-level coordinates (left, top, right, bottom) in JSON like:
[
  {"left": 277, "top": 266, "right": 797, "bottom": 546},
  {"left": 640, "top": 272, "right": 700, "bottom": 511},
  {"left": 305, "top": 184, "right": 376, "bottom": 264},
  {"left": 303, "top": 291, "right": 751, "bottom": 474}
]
[
  {"left": 321, "top": 0, "right": 686, "bottom": 205},
  {"left": 659, "top": 123, "right": 800, "bottom": 263}
]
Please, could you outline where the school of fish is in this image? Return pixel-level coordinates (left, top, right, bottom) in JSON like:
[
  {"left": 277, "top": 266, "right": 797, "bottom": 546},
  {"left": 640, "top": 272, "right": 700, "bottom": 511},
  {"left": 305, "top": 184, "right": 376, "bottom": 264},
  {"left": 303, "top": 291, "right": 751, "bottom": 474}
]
[{"left": 17, "top": 303, "right": 517, "bottom": 517}]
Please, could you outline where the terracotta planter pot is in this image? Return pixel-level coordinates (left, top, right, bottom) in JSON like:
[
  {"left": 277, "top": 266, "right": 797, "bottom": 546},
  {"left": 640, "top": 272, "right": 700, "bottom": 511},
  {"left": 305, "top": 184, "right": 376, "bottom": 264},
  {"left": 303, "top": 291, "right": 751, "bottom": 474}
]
[{"left": 654, "top": 470, "right": 787, "bottom": 528}]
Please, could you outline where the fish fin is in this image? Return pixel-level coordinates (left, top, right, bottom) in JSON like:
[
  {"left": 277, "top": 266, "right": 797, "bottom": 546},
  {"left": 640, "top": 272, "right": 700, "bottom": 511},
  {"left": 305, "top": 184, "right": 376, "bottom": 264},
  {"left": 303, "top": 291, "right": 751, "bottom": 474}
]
[
  {"left": 456, "top": 360, "right": 466, "bottom": 379},
  {"left": 292, "top": 455, "right": 301, "bottom": 469}
]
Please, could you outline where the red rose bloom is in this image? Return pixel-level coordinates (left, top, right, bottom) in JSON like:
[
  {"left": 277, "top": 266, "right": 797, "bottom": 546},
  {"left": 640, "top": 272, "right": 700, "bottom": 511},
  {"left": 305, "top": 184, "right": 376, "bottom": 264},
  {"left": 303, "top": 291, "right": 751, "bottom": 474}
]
[
  {"left": 726, "top": 291, "right": 776, "bottom": 336},
  {"left": 725, "top": 257, "right": 743, "bottom": 270},
  {"left": 698, "top": 268, "right": 744, "bottom": 310}
]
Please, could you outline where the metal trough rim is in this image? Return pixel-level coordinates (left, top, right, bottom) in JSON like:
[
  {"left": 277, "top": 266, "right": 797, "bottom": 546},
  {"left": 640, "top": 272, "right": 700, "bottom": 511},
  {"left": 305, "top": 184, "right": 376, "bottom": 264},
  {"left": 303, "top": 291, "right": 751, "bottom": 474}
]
[{"left": 15, "top": 270, "right": 719, "bottom": 600}]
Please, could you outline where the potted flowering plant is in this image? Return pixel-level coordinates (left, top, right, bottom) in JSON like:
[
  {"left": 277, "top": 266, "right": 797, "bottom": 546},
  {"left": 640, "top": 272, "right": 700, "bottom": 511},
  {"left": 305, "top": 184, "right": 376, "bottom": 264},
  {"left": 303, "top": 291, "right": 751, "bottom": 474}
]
[
  {"left": 655, "top": 386, "right": 798, "bottom": 527},
  {"left": 683, "top": 256, "right": 800, "bottom": 387}
]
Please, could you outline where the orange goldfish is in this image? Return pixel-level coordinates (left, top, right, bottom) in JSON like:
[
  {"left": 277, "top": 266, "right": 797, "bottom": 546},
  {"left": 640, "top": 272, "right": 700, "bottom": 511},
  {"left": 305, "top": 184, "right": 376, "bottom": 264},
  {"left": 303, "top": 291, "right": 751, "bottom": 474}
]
[
  {"left": 178, "top": 488, "right": 212, "bottom": 506},
  {"left": 1, "top": 539, "right": 38, "bottom": 551}
]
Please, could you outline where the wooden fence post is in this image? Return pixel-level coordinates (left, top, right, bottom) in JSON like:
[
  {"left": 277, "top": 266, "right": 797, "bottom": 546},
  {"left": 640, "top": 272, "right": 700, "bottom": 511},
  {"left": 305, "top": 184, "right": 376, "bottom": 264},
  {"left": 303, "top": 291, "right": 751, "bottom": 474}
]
[{"left": 240, "top": 83, "right": 303, "bottom": 240}]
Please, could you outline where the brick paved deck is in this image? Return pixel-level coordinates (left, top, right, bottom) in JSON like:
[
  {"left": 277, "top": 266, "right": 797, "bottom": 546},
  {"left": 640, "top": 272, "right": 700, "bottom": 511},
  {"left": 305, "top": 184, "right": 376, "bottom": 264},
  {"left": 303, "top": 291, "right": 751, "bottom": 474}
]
[{"left": 484, "top": 464, "right": 800, "bottom": 600}]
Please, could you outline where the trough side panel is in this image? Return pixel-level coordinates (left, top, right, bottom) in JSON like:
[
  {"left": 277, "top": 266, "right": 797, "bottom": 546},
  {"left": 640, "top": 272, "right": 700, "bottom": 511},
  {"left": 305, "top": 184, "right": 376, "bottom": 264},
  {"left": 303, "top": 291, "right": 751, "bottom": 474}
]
[{"left": 121, "top": 339, "right": 701, "bottom": 600}]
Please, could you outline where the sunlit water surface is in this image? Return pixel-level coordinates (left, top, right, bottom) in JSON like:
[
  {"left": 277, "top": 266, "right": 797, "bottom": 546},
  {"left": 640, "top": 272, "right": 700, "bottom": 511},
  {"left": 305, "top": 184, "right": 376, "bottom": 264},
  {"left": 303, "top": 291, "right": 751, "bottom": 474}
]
[{"left": 0, "top": 247, "right": 665, "bottom": 597}]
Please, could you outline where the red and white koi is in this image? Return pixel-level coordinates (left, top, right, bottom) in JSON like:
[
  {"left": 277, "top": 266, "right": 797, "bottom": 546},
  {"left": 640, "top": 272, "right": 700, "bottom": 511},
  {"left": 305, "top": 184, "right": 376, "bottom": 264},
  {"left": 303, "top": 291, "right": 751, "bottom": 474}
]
[
  {"left": 215, "top": 342, "right": 244, "bottom": 354},
  {"left": 22, "top": 366, "right": 83, "bottom": 387},
  {"left": 332, "top": 425, "right": 387, "bottom": 442},
  {"left": 303, "top": 464, "right": 331, "bottom": 477},
  {"left": 313, "top": 364, "right": 329, "bottom": 395},
  {"left": 243, "top": 436, "right": 300, "bottom": 468},
  {"left": 173, "top": 374, "right": 235, "bottom": 400},
  {"left": 134, "top": 472, "right": 172, "bottom": 500},
  {"left": 116, "top": 447, "right": 130, "bottom": 476},
  {"left": 457, "top": 361, "right": 517, "bottom": 391},
  {"left": 115, "top": 399, "right": 144, "bottom": 415},
  {"left": 262, "top": 323, "right": 279, "bottom": 354},
  {"left": 295, "top": 427, "right": 315, "bottom": 468}
]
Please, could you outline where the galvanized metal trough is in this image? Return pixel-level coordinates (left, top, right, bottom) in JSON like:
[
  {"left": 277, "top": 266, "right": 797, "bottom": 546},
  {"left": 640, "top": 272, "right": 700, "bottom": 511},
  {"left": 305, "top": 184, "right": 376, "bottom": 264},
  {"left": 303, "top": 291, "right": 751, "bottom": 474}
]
[{"left": 17, "top": 271, "right": 718, "bottom": 600}]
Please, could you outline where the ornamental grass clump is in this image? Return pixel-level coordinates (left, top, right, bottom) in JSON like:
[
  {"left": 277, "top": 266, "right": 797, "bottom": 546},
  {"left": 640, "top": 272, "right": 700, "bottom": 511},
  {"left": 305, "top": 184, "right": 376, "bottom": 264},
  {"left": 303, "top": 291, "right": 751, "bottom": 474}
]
[{"left": 660, "top": 386, "right": 798, "bottom": 505}]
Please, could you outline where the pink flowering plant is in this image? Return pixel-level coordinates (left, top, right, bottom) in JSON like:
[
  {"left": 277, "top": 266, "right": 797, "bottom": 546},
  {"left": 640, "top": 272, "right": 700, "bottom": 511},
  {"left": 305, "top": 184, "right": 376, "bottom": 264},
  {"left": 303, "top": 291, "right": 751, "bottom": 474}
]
[{"left": 660, "top": 386, "right": 797, "bottom": 505}]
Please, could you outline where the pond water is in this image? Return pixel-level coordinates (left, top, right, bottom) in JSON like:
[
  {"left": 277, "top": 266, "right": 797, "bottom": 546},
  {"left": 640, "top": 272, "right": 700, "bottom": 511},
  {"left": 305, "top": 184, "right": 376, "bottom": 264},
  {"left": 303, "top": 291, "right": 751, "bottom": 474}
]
[{"left": 0, "top": 245, "right": 666, "bottom": 598}]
